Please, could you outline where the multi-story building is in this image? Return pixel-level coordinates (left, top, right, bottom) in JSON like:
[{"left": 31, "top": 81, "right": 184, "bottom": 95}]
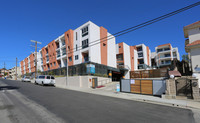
[
  {"left": 116, "top": 42, "right": 138, "bottom": 78},
  {"left": 20, "top": 52, "right": 41, "bottom": 75},
  {"left": 38, "top": 21, "right": 116, "bottom": 71},
  {"left": 153, "top": 43, "right": 180, "bottom": 67},
  {"left": 184, "top": 21, "right": 200, "bottom": 88},
  {"left": 10, "top": 67, "right": 21, "bottom": 79},
  {"left": 115, "top": 43, "right": 152, "bottom": 78},
  {"left": 135, "top": 44, "right": 151, "bottom": 69},
  {"left": 21, "top": 21, "right": 123, "bottom": 79},
  {"left": 0, "top": 68, "right": 10, "bottom": 77}
]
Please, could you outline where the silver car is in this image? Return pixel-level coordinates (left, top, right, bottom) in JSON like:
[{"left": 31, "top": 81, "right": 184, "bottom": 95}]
[{"left": 21, "top": 76, "right": 31, "bottom": 82}]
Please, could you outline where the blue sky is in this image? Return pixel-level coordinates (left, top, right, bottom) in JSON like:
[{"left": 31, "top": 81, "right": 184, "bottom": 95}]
[{"left": 0, "top": 0, "right": 200, "bottom": 69}]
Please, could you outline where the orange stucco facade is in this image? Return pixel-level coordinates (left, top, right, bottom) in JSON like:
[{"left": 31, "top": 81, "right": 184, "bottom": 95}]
[
  {"left": 130, "top": 46, "right": 136, "bottom": 71},
  {"left": 146, "top": 46, "right": 150, "bottom": 66},
  {"left": 65, "top": 29, "right": 74, "bottom": 67},
  {"left": 20, "top": 61, "right": 24, "bottom": 75},
  {"left": 24, "top": 57, "right": 29, "bottom": 73},
  {"left": 117, "top": 42, "right": 124, "bottom": 65},
  {"left": 100, "top": 26, "right": 108, "bottom": 66}
]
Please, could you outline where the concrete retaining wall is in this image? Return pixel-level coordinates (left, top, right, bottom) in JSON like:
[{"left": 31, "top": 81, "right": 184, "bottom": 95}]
[{"left": 55, "top": 76, "right": 112, "bottom": 88}]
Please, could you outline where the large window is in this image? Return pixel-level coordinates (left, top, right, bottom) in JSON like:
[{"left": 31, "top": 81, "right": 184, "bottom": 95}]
[
  {"left": 82, "top": 26, "right": 88, "bottom": 37},
  {"left": 82, "top": 39, "right": 89, "bottom": 49}
]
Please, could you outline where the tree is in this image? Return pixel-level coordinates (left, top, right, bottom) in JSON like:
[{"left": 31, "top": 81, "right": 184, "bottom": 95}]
[
  {"left": 4, "top": 72, "right": 8, "bottom": 76},
  {"left": 182, "top": 54, "right": 189, "bottom": 63}
]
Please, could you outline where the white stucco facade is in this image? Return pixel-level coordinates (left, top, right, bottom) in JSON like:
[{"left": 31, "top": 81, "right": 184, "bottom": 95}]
[{"left": 184, "top": 21, "right": 200, "bottom": 88}]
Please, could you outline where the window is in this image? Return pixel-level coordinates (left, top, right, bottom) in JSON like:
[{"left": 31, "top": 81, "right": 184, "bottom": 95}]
[
  {"left": 164, "top": 48, "right": 170, "bottom": 51},
  {"left": 51, "top": 76, "right": 55, "bottom": 79},
  {"left": 157, "top": 49, "right": 163, "bottom": 53},
  {"left": 54, "top": 62, "right": 56, "bottom": 66},
  {"left": 76, "top": 32, "right": 78, "bottom": 40},
  {"left": 103, "top": 43, "right": 106, "bottom": 46},
  {"left": 82, "top": 39, "right": 89, "bottom": 49},
  {"left": 50, "top": 63, "right": 52, "bottom": 67},
  {"left": 138, "top": 59, "right": 144, "bottom": 64},
  {"left": 164, "top": 54, "right": 170, "bottom": 57},
  {"left": 137, "top": 47, "right": 142, "bottom": 52},
  {"left": 119, "top": 46, "right": 121, "bottom": 48},
  {"left": 39, "top": 76, "right": 45, "bottom": 79},
  {"left": 117, "top": 54, "right": 123, "bottom": 61},
  {"left": 82, "top": 26, "right": 88, "bottom": 37},
  {"left": 47, "top": 76, "right": 50, "bottom": 79},
  {"left": 75, "top": 55, "right": 79, "bottom": 60},
  {"left": 138, "top": 53, "right": 143, "bottom": 57},
  {"left": 76, "top": 45, "right": 78, "bottom": 51},
  {"left": 69, "top": 57, "right": 72, "bottom": 62}
]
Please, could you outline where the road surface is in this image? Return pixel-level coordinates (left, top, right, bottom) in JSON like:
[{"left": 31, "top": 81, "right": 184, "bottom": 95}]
[{"left": 0, "top": 79, "right": 196, "bottom": 123}]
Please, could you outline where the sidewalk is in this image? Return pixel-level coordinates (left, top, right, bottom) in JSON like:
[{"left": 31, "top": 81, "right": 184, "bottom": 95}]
[{"left": 62, "top": 82, "right": 200, "bottom": 110}]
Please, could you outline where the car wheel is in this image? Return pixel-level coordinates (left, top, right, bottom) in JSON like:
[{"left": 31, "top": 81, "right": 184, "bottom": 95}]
[
  {"left": 42, "top": 82, "right": 44, "bottom": 86},
  {"left": 35, "top": 81, "right": 37, "bottom": 85}
]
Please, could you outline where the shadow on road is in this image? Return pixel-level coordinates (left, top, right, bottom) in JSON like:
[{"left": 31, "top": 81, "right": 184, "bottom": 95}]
[{"left": 0, "top": 86, "right": 20, "bottom": 91}]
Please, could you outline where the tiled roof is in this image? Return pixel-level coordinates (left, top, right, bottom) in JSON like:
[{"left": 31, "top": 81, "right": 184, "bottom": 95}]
[
  {"left": 186, "top": 40, "right": 200, "bottom": 47},
  {"left": 184, "top": 21, "right": 200, "bottom": 28}
]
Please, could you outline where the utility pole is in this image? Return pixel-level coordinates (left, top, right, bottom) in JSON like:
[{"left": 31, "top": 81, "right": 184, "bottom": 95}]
[
  {"left": 4, "top": 62, "right": 5, "bottom": 77},
  {"left": 15, "top": 57, "right": 17, "bottom": 80},
  {"left": 66, "top": 41, "right": 68, "bottom": 87},
  {"left": 31, "top": 40, "right": 42, "bottom": 79}
]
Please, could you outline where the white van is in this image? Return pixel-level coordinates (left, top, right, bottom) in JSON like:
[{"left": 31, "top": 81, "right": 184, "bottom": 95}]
[{"left": 35, "top": 75, "right": 55, "bottom": 86}]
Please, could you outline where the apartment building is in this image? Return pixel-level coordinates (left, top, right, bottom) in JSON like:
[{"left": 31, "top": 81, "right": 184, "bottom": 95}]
[
  {"left": 10, "top": 66, "right": 21, "bottom": 79},
  {"left": 20, "top": 21, "right": 121, "bottom": 79},
  {"left": 153, "top": 43, "right": 180, "bottom": 67},
  {"left": 37, "top": 21, "right": 116, "bottom": 71},
  {"left": 20, "top": 52, "right": 41, "bottom": 75},
  {"left": 116, "top": 42, "right": 138, "bottom": 78},
  {"left": 184, "top": 21, "right": 200, "bottom": 88},
  {"left": 135, "top": 44, "right": 151, "bottom": 69}
]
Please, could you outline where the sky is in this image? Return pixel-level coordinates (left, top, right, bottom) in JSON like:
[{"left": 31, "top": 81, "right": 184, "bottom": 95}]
[{"left": 0, "top": 0, "right": 200, "bottom": 69}]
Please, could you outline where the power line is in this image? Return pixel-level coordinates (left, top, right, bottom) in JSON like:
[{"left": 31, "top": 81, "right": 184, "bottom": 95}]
[
  {"left": 67, "top": 1, "right": 200, "bottom": 55},
  {"left": 19, "top": 1, "right": 200, "bottom": 68}
]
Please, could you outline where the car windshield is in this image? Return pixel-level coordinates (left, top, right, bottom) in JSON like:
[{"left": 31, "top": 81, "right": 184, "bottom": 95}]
[{"left": 26, "top": 77, "right": 30, "bottom": 79}]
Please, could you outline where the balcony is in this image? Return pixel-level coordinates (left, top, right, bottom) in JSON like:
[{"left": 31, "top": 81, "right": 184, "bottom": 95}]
[
  {"left": 62, "top": 51, "right": 66, "bottom": 56},
  {"left": 157, "top": 48, "right": 170, "bottom": 53},
  {"left": 82, "top": 44, "right": 89, "bottom": 49},
  {"left": 46, "top": 57, "right": 49, "bottom": 63}
]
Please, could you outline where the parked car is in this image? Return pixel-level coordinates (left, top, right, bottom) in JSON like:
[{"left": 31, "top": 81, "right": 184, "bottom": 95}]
[
  {"left": 21, "top": 76, "right": 31, "bottom": 82},
  {"left": 35, "top": 75, "right": 55, "bottom": 86}
]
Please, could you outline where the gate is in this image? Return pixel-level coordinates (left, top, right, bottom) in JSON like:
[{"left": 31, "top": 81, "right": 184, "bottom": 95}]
[
  {"left": 120, "top": 79, "right": 166, "bottom": 96},
  {"left": 175, "top": 77, "right": 192, "bottom": 98}
]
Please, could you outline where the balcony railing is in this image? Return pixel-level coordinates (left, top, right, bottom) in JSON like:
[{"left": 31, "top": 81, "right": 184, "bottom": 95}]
[
  {"left": 62, "top": 52, "right": 66, "bottom": 56},
  {"left": 82, "top": 44, "right": 89, "bottom": 49}
]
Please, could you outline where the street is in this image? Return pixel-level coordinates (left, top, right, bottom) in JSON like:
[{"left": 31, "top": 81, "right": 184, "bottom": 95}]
[{"left": 0, "top": 79, "right": 195, "bottom": 123}]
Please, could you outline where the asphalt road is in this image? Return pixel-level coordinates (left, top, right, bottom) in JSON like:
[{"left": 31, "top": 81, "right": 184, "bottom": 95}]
[{"left": 0, "top": 79, "right": 195, "bottom": 123}]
